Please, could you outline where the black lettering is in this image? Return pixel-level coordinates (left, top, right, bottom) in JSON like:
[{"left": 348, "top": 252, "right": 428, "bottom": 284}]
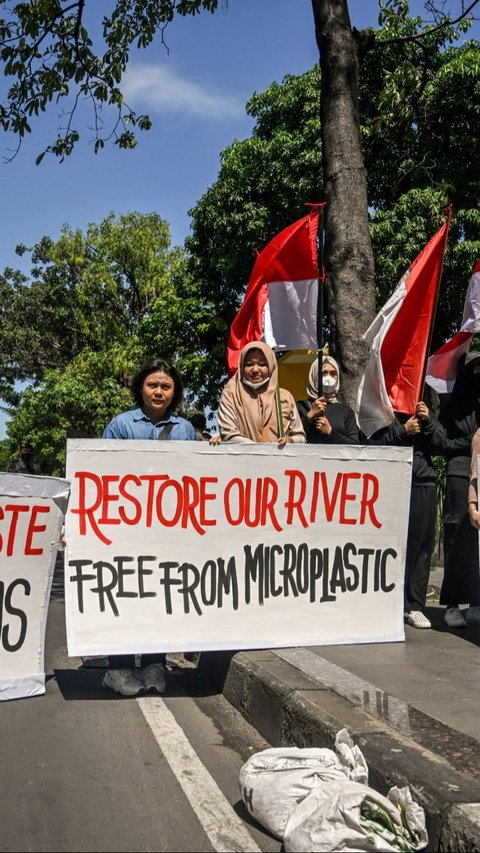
[
  {"left": 343, "top": 543, "right": 359, "bottom": 591},
  {"left": 68, "top": 559, "right": 96, "bottom": 613},
  {"left": 217, "top": 557, "right": 239, "bottom": 610},
  {"left": 158, "top": 562, "right": 181, "bottom": 614},
  {"left": 2, "top": 579, "right": 29, "bottom": 652},
  {"left": 330, "top": 545, "right": 347, "bottom": 594},
  {"left": 381, "top": 548, "right": 397, "bottom": 592},
  {"left": 113, "top": 556, "right": 137, "bottom": 598},
  {"left": 244, "top": 544, "right": 264, "bottom": 605},
  {"left": 178, "top": 563, "right": 202, "bottom": 615},
  {"left": 138, "top": 555, "right": 156, "bottom": 598},
  {"left": 91, "top": 561, "right": 119, "bottom": 616}
]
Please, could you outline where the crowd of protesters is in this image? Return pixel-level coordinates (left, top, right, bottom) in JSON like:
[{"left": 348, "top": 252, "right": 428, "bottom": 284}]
[{"left": 4, "top": 341, "right": 480, "bottom": 695}]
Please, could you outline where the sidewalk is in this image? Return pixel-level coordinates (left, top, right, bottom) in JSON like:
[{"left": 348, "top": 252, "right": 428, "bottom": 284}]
[{"left": 213, "top": 561, "right": 480, "bottom": 852}]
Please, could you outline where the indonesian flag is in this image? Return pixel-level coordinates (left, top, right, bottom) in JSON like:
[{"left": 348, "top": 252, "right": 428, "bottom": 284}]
[
  {"left": 356, "top": 216, "right": 450, "bottom": 438},
  {"left": 226, "top": 210, "right": 321, "bottom": 376},
  {"left": 425, "top": 260, "right": 480, "bottom": 394}
]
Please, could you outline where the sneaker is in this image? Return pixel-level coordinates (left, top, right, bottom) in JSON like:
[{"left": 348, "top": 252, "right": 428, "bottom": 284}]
[
  {"left": 444, "top": 606, "right": 467, "bottom": 628},
  {"left": 466, "top": 605, "right": 480, "bottom": 625},
  {"left": 406, "top": 611, "right": 431, "bottom": 629},
  {"left": 102, "top": 668, "right": 145, "bottom": 696},
  {"left": 139, "top": 663, "right": 166, "bottom": 694}
]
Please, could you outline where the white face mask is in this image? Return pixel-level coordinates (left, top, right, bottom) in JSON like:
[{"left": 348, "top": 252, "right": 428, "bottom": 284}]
[
  {"left": 242, "top": 376, "right": 270, "bottom": 391},
  {"left": 322, "top": 374, "right": 338, "bottom": 394}
]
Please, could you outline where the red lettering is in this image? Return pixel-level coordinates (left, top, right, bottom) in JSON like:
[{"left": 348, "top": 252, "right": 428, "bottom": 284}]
[
  {"left": 320, "top": 472, "right": 342, "bottom": 521},
  {"left": 284, "top": 470, "right": 308, "bottom": 528},
  {"left": 118, "top": 475, "right": 143, "bottom": 525},
  {"left": 4, "top": 505, "right": 29, "bottom": 556},
  {"left": 139, "top": 475, "right": 169, "bottom": 527},
  {"left": 71, "top": 472, "right": 110, "bottom": 544},
  {"left": 199, "top": 478, "right": 217, "bottom": 528},
  {"left": 339, "top": 472, "right": 362, "bottom": 524},
  {"left": 99, "top": 475, "right": 120, "bottom": 525},
  {"left": 156, "top": 480, "right": 183, "bottom": 527},
  {"left": 261, "top": 477, "right": 282, "bottom": 532},
  {"left": 360, "top": 474, "right": 381, "bottom": 528},
  {"left": 24, "top": 505, "right": 50, "bottom": 555},
  {"left": 224, "top": 478, "right": 244, "bottom": 526}
]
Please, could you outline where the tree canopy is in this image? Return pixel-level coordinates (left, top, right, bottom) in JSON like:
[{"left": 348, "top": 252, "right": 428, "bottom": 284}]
[
  {"left": 1, "top": 1, "right": 480, "bottom": 460},
  {"left": 0, "top": 0, "right": 219, "bottom": 159},
  {"left": 0, "top": 211, "right": 214, "bottom": 473}
]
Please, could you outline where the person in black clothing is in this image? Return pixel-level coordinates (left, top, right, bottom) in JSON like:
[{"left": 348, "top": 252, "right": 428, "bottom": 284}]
[
  {"left": 438, "top": 353, "right": 480, "bottom": 628},
  {"left": 6, "top": 441, "right": 41, "bottom": 474},
  {"left": 296, "top": 355, "right": 360, "bottom": 445},
  {"left": 368, "top": 402, "right": 445, "bottom": 629}
]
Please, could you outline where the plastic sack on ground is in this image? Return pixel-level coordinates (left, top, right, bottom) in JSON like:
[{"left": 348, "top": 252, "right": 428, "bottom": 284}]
[
  {"left": 283, "top": 780, "right": 428, "bottom": 852},
  {"left": 239, "top": 729, "right": 368, "bottom": 840}
]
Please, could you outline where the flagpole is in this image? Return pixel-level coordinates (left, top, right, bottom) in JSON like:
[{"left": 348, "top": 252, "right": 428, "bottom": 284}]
[
  {"left": 275, "top": 385, "right": 285, "bottom": 438},
  {"left": 420, "top": 204, "right": 453, "bottom": 403},
  {"left": 307, "top": 202, "right": 327, "bottom": 394}
]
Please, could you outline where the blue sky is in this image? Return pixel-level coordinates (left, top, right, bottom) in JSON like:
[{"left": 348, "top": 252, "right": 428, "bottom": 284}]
[{"left": 0, "top": 1, "right": 477, "bottom": 438}]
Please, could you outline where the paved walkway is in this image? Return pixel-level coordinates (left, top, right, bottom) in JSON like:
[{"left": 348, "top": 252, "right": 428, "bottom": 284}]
[{"left": 219, "top": 562, "right": 480, "bottom": 852}]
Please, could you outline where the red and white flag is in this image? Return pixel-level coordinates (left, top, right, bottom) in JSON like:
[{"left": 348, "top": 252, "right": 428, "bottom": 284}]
[
  {"left": 226, "top": 210, "right": 322, "bottom": 376},
  {"left": 356, "top": 216, "right": 451, "bottom": 438},
  {"left": 425, "top": 260, "right": 480, "bottom": 394}
]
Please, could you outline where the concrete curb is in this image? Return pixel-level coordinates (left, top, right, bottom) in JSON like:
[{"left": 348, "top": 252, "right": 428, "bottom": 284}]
[{"left": 213, "top": 650, "right": 480, "bottom": 852}]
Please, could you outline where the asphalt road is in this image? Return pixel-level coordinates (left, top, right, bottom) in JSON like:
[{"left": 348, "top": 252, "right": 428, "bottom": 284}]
[{"left": 0, "top": 596, "right": 280, "bottom": 853}]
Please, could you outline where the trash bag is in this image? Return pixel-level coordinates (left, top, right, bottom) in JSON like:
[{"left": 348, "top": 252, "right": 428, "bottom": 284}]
[
  {"left": 283, "top": 780, "right": 428, "bottom": 852},
  {"left": 239, "top": 729, "right": 368, "bottom": 840}
]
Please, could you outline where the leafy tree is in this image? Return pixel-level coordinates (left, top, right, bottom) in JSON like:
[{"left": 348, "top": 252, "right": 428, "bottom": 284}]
[
  {"left": 1, "top": 0, "right": 479, "bottom": 406},
  {"left": 0, "top": 211, "right": 189, "bottom": 398},
  {"left": 186, "top": 30, "right": 480, "bottom": 391},
  {"left": 0, "top": 0, "right": 219, "bottom": 159},
  {"left": 1, "top": 210, "right": 216, "bottom": 469}
]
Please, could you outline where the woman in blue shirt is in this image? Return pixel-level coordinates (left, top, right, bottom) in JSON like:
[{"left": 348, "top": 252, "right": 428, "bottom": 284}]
[{"left": 102, "top": 357, "right": 195, "bottom": 696}]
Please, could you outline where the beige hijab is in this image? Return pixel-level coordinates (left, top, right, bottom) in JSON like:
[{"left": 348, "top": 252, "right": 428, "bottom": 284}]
[
  {"left": 307, "top": 355, "right": 340, "bottom": 403},
  {"left": 221, "top": 341, "right": 291, "bottom": 441}
]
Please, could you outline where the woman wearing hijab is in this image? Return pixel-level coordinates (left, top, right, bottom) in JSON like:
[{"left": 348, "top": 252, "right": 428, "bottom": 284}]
[
  {"left": 217, "top": 341, "right": 306, "bottom": 444},
  {"left": 296, "top": 355, "right": 360, "bottom": 444},
  {"left": 438, "top": 353, "right": 480, "bottom": 628}
]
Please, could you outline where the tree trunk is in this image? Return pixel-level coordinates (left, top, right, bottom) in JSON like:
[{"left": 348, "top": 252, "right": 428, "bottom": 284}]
[{"left": 311, "top": 0, "right": 376, "bottom": 408}]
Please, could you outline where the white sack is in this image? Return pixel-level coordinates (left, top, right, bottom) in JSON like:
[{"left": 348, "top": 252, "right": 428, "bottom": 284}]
[
  {"left": 239, "top": 729, "right": 368, "bottom": 840},
  {"left": 283, "top": 780, "right": 428, "bottom": 852}
]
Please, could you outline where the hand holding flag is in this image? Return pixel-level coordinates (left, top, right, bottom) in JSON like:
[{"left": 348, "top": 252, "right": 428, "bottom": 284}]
[{"left": 355, "top": 213, "right": 451, "bottom": 438}]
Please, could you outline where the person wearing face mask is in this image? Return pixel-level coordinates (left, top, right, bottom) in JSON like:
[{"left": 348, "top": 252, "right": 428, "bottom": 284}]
[
  {"left": 296, "top": 355, "right": 360, "bottom": 445},
  {"left": 217, "top": 341, "right": 306, "bottom": 445},
  {"left": 437, "top": 353, "right": 480, "bottom": 628}
]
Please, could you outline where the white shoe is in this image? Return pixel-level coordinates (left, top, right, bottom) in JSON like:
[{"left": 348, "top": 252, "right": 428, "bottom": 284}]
[
  {"left": 444, "top": 606, "right": 467, "bottom": 628},
  {"left": 466, "top": 605, "right": 480, "bottom": 625},
  {"left": 102, "top": 668, "right": 144, "bottom": 696},
  {"left": 139, "top": 663, "right": 166, "bottom": 694},
  {"left": 406, "top": 611, "right": 431, "bottom": 629}
]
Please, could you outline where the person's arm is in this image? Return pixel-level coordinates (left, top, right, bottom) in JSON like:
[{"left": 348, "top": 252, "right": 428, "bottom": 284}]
[
  {"left": 284, "top": 401, "right": 306, "bottom": 444},
  {"left": 468, "top": 430, "right": 480, "bottom": 529},
  {"left": 366, "top": 418, "right": 410, "bottom": 445},
  {"left": 217, "top": 395, "right": 253, "bottom": 444}
]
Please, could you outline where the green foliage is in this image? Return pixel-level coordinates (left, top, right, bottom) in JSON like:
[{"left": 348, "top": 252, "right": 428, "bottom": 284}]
[
  {"left": 186, "top": 31, "right": 480, "bottom": 366},
  {"left": 2, "top": 211, "right": 216, "bottom": 470},
  {"left": 0, "top": 0, "right": 219, "bottom": 159},
  {"left": 0, "top": 439, "right": 10, "bottom": 471},
  {"left": 186, "top": 66, "right": 323, "bottom": 395},
  {"left": 371, "top": 189, "right": 480, "bottom": 349}
]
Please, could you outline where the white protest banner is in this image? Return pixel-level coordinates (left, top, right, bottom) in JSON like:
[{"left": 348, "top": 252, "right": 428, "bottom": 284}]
[
  {"left": 65, "top": 440, "right": 412, "bottom": 655},
  {"left": 0, "top": 473, "right": 70, "bottom": 700}
]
